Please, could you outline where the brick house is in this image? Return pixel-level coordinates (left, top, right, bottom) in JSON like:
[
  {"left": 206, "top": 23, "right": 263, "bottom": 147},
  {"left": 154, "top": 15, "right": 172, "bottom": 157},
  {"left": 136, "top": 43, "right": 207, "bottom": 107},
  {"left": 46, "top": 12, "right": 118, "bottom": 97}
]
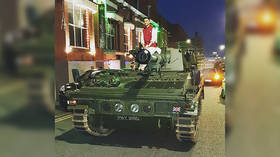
[{"left": 55, "top": 0, "right": 172, "bottom": 94}]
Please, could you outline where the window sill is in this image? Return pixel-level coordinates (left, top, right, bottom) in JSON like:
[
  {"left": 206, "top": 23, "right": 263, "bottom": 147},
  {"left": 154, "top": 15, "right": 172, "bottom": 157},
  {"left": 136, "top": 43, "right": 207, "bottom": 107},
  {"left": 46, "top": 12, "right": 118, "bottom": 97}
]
[
  {"left": 103, "top": 49, "right": 116, "bottom": 54},
  {"left": 70, "top": 46, "right": 90, "bottom": 52}
]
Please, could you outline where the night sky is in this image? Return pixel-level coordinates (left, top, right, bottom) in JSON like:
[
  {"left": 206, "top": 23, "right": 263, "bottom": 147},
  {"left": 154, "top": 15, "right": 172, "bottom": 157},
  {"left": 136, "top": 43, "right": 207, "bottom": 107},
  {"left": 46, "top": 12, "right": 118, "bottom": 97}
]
[{"left": 157, "top": 0, "right": 225, "bottom": 57}]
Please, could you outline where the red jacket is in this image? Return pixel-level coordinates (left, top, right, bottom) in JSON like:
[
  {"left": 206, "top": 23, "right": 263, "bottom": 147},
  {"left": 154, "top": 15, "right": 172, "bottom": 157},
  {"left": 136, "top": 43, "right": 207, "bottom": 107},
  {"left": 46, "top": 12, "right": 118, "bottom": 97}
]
[{"left": 142, "top": 25, "right": 157, "bottom": 47}]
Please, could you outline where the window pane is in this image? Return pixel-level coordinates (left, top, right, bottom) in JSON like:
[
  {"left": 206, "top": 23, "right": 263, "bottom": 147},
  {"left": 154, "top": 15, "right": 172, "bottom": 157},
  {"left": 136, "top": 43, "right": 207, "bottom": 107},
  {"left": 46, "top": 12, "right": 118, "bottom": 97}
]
[
  {"left": 110, "top": 37, "right": 112, "bottom": 50},
  {"left": 124, "top": 28, "right": 128, "bottom": 51},
  {"left": 75, "top": 27, "right": 82, "bottom": 47},
  {"left": 74, "top": 7, "right": 80, "bottom": 26},
  {"left": 112, "top": 37, "right": 115, "bottom": 49},
  {"left": 67, "top": 2, "right": 73, "bottom": 24},
  {"left": 106, "top": 36, "right": 110, "bottom": 49},
  {"left": 112, "top": 26, "right": 115, "bottom": 35},
  {"left": 110, "top": 36, "right": 112, "bottom": 50},
  {"left": 69, "top": 25, "right": 75, "bottom": 46},
  {"left": 81, "top": 9, "right": 86, "bottom": 28},
  {"left": 82, "top": 28, "right": 88, "bottom": 48}
]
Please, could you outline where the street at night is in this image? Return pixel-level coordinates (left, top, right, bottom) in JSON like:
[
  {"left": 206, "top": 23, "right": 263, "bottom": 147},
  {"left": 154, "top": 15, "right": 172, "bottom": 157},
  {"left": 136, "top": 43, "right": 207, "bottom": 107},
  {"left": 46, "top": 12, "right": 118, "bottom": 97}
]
[
  {"left": 55, "top": 87, "right": 225, "bottom": 157},
  {"left": 3, "top": 0, "right": 280, "bottom": 156}
]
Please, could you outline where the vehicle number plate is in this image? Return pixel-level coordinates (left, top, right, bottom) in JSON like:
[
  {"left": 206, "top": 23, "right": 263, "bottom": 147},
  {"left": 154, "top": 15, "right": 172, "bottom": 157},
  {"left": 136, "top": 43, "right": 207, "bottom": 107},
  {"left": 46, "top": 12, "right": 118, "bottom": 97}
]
[{"left": 117, "top": 116, "right": 140, "bottom": 121}]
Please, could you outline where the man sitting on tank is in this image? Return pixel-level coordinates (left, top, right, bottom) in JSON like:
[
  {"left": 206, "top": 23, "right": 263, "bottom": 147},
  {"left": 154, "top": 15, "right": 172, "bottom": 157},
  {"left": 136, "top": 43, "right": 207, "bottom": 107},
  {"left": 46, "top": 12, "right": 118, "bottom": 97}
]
[{"left": 141, "top": 17, "right": 161, "bottom": 55}]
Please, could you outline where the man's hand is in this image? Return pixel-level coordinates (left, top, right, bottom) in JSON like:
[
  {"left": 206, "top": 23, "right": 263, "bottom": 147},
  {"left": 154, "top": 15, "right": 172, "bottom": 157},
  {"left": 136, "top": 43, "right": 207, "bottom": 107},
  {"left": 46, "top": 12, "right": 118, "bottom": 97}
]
[
  {"left": 148, "top": 42, "right": 155, "bottom": 48},
  {"left": 145, "top": 43, "right": 152, "bottom": 49},
  {"left": 143, "top": 42, "right": 154, "bottom": 50},
  {"left": 141, "top": 43, "right": 146, "bottom": 49}
]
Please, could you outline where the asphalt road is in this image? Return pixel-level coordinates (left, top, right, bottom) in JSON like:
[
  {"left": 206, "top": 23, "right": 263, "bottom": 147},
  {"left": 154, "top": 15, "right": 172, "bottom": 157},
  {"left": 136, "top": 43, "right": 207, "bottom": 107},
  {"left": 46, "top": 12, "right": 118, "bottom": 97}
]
[{"left": 55, "top": 87, "right": 225, "bottom": 157}]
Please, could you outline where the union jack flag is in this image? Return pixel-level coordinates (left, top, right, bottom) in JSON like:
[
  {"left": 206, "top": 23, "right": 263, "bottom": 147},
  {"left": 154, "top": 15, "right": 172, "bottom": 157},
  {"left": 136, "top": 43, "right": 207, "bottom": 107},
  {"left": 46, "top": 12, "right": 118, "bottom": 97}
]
[{"left": 173, "top": 107, "right": 181, "bottom": 112}]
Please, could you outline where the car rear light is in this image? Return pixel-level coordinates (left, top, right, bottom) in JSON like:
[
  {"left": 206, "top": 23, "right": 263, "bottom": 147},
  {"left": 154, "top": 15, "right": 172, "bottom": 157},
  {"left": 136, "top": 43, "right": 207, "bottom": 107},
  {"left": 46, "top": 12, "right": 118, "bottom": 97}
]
[
  {"left": 205, "top": 79, "right": 212, "bottom": 82},
  {"left": 67, "top": 100, "right": 77, "bottom": 105}
]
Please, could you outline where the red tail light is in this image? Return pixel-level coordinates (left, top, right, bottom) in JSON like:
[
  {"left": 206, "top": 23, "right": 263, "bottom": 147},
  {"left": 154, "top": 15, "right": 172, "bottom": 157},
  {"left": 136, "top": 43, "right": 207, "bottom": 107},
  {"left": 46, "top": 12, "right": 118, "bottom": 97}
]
[
  {"left": 72, "top": 100, "right": 77, "bottom": 104},
  {"left": 67, "top": 100, "right": 77, "bottom": 105}
]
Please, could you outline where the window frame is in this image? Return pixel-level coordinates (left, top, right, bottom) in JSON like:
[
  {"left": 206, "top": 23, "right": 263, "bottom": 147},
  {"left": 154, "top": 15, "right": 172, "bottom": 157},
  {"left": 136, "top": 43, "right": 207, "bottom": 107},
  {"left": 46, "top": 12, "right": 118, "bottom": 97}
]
[
  {"left": 105, "top": 20, "right": 116, "bottom": 50},
  {"left": 124, "top": 28, "right": 129, "bottom": 52},
  {"left": 67, "top": 2, "right": 89, "bottom": 49},
  {"left": 135, "top": 27, "right": 143, "bottom": 48}
]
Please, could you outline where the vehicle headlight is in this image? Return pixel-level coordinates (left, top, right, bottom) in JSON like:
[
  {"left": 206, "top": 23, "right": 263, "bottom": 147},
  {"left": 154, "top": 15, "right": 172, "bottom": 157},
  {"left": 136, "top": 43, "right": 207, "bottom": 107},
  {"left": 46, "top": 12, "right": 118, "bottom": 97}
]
[
  {"left": 67, "top": 100, "right": 77, "bottom": 105},
  {"left": 115, "top": 103, "right": 123, "bottom": 113},
  {"left": 60, "top": 85, "right": 66, "bottom": 92},
  {"left": 131, "top": 104, "right": 139, "bottom": 113}
]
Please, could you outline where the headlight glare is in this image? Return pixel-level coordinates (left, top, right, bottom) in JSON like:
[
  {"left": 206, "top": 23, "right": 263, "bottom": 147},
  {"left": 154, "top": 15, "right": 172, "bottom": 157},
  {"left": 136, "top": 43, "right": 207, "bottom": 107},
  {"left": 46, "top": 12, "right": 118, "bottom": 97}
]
[{"left": 60, "top": 85, "right": 66, "bottom": 92}]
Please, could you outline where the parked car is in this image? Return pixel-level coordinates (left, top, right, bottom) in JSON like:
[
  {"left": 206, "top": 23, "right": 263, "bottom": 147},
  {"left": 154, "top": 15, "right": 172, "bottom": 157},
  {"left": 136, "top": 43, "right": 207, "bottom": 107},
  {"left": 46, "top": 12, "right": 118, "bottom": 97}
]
[
  {"left": 202, "top": 68, "right": 223, "bottom": 86},
  {"left": 58, "top": 69, "right": 102, "bottom": 109}
]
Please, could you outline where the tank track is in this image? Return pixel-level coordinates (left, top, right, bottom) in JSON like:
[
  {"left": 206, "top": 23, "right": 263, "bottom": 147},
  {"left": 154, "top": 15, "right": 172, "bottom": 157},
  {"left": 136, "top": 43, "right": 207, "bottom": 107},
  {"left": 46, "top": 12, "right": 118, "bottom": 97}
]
[
  {"left": 72, "top": 108, "right": 114, "bottom": 136},
  {"left": 176, "top": 83, "right": 203, "bottom": 143},
  {"left": 176, "top": 116, "right": 199, "bottom": 143}
]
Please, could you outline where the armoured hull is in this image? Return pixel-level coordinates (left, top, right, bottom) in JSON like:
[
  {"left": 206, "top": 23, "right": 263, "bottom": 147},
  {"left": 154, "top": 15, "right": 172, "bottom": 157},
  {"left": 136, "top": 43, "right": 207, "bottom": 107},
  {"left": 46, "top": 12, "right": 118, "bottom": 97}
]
[
  {"left": 66, "top": 70, "right": 204, "bottom": 143},
  {"left": 62, "top": 47, "right": 205, "bottom": 143}
]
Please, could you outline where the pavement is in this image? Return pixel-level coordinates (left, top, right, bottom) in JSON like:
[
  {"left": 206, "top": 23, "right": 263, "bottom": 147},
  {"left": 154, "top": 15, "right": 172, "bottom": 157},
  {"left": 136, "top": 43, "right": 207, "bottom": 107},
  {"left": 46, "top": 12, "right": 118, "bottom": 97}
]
[
  {"left": 0, "top": 75, "right": 55, "bottom": 157},
  {"left": 226, "top": 34, "right": 280, "bottom": 157},
  {"left": 55, "top": 87, "right": 225, "bottom": 157},
  {"left": 0, "top": 76, "right": 27, "bottom": 118}
]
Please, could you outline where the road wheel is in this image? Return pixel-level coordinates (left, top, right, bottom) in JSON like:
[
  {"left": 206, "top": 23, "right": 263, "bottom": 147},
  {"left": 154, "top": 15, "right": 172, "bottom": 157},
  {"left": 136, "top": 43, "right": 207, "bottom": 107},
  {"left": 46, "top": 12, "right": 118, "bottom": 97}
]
[
  {"left": 87, "top": 115, "right": 115, "bottom": 136},
  {"left": 72, "top": 108, "right": 114, "bottom": 136},
  {"left": 175, "top": 116, "right": 199, "bottom": 144}
]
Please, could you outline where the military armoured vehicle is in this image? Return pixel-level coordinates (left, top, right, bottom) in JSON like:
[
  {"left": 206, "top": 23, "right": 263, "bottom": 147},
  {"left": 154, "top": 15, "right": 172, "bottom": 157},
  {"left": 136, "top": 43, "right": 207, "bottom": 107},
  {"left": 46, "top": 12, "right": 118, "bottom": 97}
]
[{"left": 66, "top": 47, "right": 204, "bottom": 143}]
